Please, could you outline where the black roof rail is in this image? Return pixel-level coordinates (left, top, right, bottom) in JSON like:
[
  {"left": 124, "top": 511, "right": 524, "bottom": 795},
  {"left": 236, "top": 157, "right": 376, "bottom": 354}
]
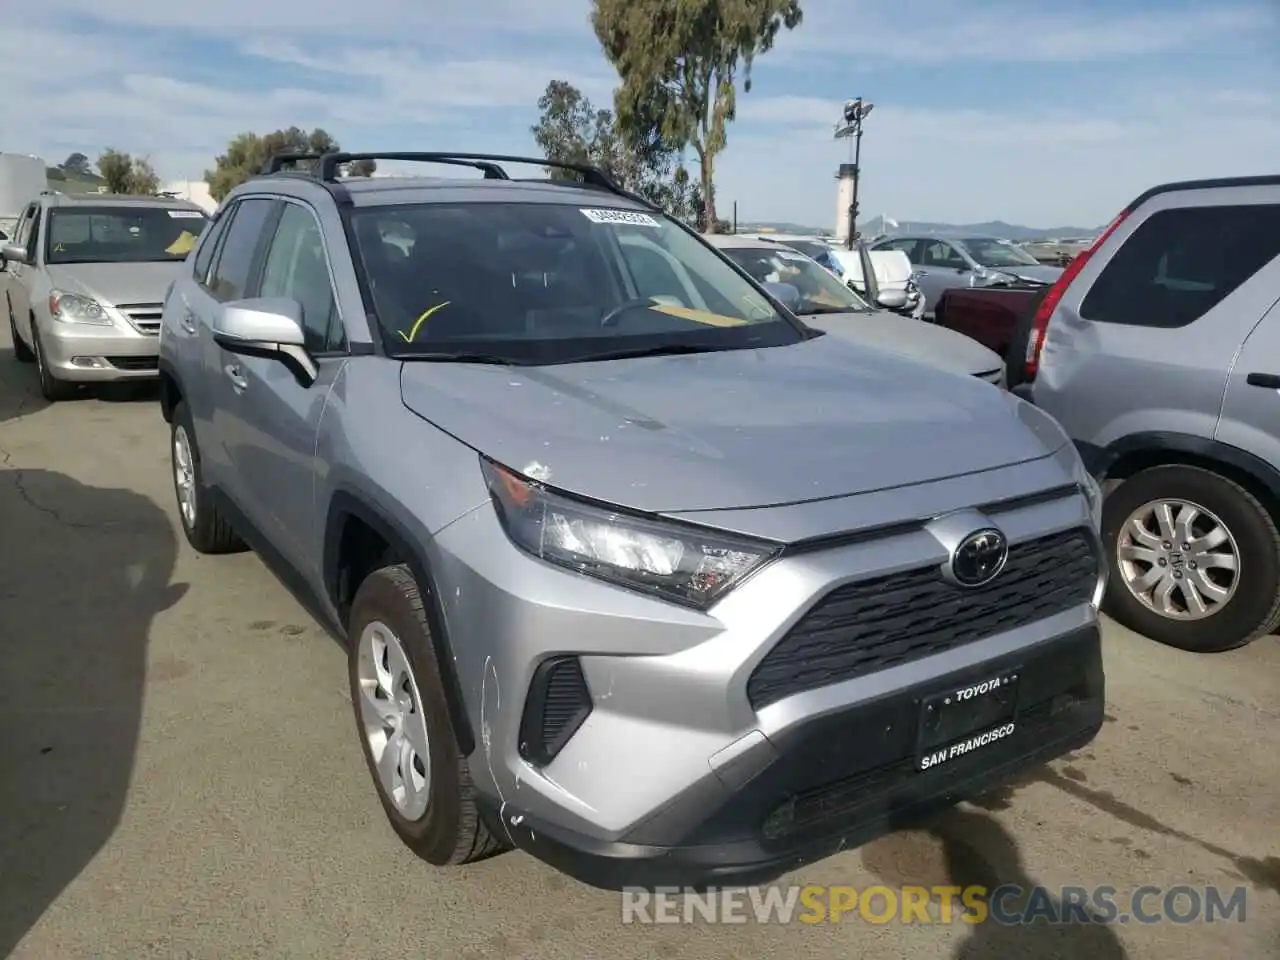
[
  {"left": 261, "top": 152, "right": 324, "bottom": 175},
  {"left": 314, "top": 151, "right": 628, "bottom": 193},
  {"left": 317, "top": 152, "right": 512, "bottom": 182}
]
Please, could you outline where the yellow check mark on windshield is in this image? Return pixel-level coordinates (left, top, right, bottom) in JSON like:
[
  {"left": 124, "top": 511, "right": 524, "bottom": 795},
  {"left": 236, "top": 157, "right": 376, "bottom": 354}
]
[{"left": 398, "top": 301, "right": 451, "bottom": 342}]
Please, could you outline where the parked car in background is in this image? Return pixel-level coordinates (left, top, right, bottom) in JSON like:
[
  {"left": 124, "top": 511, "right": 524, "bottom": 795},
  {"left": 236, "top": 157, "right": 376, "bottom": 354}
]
[
  {"left": 159, "top": 149, "right": 1106, "bottom": 890},
  {"left": 873, "top": 235, "right": 1062, "bottom": 317},
  {"left": 817, "top": 245, "right": 926, "bottom": 320},
  {"left": 1, "top": 192, "right": 210, "bottom": 400},
  {"left": 1015, "top": 174, "right": 1280, "bottom": 652},
  {"left": 934, "top": 287, "right": 1039, "bottom": 356},
  {"left": 705, "top": 234, "right": 1003, "bottom": 384}
]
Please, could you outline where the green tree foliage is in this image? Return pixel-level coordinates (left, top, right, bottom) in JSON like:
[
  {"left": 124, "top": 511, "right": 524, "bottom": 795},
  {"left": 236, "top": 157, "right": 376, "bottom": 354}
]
[
  {"left": 61, "top": 152, "right": 93, "bottom": 178},
  {"left": 203, "top": 127, "right": 377, "bottom": 201},
  {"left": 530, "top": 80, "right": 700, "bottom": 225},
  {"left": 591, "top": 0, "right": 802, "bottom": 232},
  {"left": 97, "top": 150, "right": 160, "bottom": 195}
]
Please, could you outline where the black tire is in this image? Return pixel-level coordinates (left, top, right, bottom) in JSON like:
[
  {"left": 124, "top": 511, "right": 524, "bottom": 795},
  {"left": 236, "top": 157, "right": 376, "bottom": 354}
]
[
  {"left": 347, "top": 564, "right": 507, "bottom": 866},
  {"left": 30, "top": 315, "right": 76, "bottom": 401},
  {"left": 170, "top": 400, "right": 246, "bottom": 554},
  {"left": 1101, "top": 464, "right": 1280, "bottom": 652},
  {"left": 8, "top": 297, "right": 34, "bottom": 363}
]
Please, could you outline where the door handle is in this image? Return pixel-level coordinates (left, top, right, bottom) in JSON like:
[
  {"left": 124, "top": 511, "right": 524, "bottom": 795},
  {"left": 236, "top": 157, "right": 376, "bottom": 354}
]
[
  {"left": 1246, "top": 373, "right": 1280, "bottom": 389},
  {"left": 224, "top": 363, "right": 248, "bottom": 391}
]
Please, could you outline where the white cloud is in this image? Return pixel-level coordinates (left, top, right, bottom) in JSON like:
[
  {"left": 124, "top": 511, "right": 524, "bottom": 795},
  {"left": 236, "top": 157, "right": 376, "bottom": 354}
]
[
  {"left": 719, "top": 92, "right": 1280, "bottom": 227},
  {"left": 775, "top": 0, "right": 1277, "bottom": 62},
  {"left": 6, "top": 0, "right": 1276, "bottom": 228}
]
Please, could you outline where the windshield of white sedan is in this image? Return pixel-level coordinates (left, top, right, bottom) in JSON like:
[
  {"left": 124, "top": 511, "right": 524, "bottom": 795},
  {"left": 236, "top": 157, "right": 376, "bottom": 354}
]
[
  {"left": 720, "top": 246, "right": 872, "bottom": 315},
  {"left": 349, "top": 202, "right": 803, "bottom": 362},
  {"left": 45, "top": 207, "right": 209, "bottom": 264},
  {"left": 962, "top": 238, "right": 1041, "bottom": 268}
]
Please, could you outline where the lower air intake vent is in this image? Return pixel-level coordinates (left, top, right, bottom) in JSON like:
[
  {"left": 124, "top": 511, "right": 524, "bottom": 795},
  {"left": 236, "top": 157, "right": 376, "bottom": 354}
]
[{"left": 518, "top": 656, "right": 593, "bottom": 766}]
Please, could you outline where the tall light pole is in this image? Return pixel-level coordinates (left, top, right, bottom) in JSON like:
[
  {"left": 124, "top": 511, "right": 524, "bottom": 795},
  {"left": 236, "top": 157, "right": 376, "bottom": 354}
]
[{"left": 834, "top": 98, "right": 874, "bottom": 250}]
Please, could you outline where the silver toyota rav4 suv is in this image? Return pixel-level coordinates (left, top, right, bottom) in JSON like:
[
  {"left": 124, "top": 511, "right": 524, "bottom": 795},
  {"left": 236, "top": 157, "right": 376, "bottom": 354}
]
[
  {"left": 2, "top": 192, "right": 210, "bottom": 400},
  {"left": 157, "top": 151, "right": 1107, "bottom": 889}
]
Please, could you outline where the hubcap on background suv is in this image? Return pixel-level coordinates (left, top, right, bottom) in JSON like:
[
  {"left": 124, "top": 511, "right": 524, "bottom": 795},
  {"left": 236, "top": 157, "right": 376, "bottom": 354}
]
[
  {"left": 172, "top": 426, "right": 197, "bottom": 528},
  {"left": 1116, "top": 498, "right": 1240, "bottom": 620},
  {"left": 356, "top": 620, "right": 431, "bottom": 820}
]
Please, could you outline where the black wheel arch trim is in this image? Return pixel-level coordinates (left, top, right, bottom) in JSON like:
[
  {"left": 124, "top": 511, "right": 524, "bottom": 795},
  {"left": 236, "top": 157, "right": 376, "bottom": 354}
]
[
  {"left": 1084, "top": 432, "right": 1280, "bottom": 502},
  {"left": 323, "top": 489, "right": 475, "bottom": 755},
  {"left": 157, "top": 356, "right": 184, "bottom": 423}
]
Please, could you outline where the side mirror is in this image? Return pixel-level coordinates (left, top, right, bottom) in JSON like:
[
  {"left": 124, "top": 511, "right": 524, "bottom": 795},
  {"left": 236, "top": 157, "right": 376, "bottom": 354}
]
[
  {"left": 213, "top": 297, "right": 316, "bottom": 386},
  {"left": 2, "top": 244, "right": 27, "bottom": 266},
  {"left": 762, "top": 281, "right": 801, "bottom": 310}
]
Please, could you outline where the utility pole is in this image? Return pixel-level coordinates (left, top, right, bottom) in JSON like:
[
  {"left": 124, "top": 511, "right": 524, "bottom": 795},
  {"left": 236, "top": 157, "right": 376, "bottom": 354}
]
[{"left": 834, "top": 98, "right": 874, "bottom": 250}]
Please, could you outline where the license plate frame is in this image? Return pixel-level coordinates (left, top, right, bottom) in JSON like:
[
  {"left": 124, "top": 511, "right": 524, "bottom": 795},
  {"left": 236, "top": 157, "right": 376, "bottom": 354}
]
[{"left": 916, "top": 669, "right": 1021, "bottom": 772}]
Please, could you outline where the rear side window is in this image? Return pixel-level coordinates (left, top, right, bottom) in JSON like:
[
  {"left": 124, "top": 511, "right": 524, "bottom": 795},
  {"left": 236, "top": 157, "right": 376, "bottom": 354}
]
[
  {"left": 208, "top": 198, "right": 277, "bottom": 302},
  {"left": 1081, "top": 204, "right": 1280, "bottom": 328}
]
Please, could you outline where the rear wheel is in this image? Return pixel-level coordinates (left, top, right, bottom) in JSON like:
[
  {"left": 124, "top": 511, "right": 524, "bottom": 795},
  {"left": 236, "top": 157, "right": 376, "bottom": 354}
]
[
  {"left": 7, "top": 297, "right": 33, "bottom": 363},
  {"left": 347, "top": 564, "right": 507, "bottom": 866},
  {"left": 171, "top": 400, "right": 245, "bottom": 553},
  {"left": 1102, "top": 464, "right": 1280, "bottom": 651}
]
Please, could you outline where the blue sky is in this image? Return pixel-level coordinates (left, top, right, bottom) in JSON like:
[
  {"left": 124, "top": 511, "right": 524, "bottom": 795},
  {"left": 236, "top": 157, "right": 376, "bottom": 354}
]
[{"left": 6, "top": 0, "right": 1277, "bottom": 228}]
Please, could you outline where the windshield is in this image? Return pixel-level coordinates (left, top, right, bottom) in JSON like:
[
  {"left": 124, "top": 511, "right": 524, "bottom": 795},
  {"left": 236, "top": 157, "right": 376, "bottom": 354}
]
[
  {"left": 348, "top": 202, "right": 805, "bottom": 363},
  {"left": 45, "top": 207, "right": 209, "bottom": 264},
  {"left": 960, "top": 238, "right": 1041, "bottom": 268},
  {"left": 719, "top": 245, "right": 872, "bottom": 315}
]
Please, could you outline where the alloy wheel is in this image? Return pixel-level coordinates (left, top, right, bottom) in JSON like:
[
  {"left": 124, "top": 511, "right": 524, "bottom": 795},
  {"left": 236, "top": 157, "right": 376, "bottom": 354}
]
[
  {"left": 355, "top": 620, "right": 432, "bottom": 820},
  {"left": 172, "top": 425, "right": 197, "bottom": 529},
  {"left": 1116, "top": 498, "right": 1240, "bottom": 620}
]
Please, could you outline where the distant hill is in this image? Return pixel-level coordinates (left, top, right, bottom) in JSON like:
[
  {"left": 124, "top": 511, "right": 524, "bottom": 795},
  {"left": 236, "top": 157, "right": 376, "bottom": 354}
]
[{"left": 742, "top": 219, "right": 1102, "bottom": 241}]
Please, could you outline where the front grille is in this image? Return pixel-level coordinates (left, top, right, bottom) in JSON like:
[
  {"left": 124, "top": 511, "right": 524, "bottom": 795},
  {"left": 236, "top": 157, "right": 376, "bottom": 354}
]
[
  {"left": 518, "top": 656, "right": 593, "bottom": 766},
  {"left": 746, "top": 528, "right": 1097, "bottom": 709},
  {"left": 117, "top": 302, "right": 163, "bottom": 336},
  {"left": 108, "top": 356, "right": 159, "bottom": 371}
]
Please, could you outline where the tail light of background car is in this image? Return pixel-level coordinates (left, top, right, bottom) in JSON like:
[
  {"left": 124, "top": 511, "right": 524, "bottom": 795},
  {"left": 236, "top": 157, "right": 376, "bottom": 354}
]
[{"left": 1022, "top": 206, "right": 1133, "bottom": 380}]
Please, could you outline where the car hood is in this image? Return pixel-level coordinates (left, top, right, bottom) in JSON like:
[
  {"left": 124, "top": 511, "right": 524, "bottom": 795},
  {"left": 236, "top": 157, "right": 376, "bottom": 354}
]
[
  {"left": 45, "top": 261, "right": 184, "bottom": 306},
  {"left": 399, "top": 335, "right": 1064, "bottom": 513},
  {"left": 797, "top": 310, "right": 1002, "bottom": 377}
]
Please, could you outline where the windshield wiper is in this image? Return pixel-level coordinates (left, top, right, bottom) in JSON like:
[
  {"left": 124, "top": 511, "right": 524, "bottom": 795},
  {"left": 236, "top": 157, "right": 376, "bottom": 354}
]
[
  {"left": 398, "top": 351, "right": 519, "bottom": 365},
  {"left": 797, "top": 305, "right": 863, "bottom": 316},
  {"left": 565, "top": 343, "right": 727, "bottom": 363}
]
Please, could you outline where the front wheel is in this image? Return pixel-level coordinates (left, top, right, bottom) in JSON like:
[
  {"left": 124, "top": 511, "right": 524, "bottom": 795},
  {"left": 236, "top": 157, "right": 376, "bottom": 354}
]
[
  {"left": 1101, "top": 464, "right": 1280, "bottom": 652},
  {"left": 8, "top": 298, "right": 33, "bottom": 363},
  {"left": 170, "top": 401, "right": 245, "bottom": 554},
  {"left": 347, "top": 564, "right": 507, "bottom": 866},
  {"left": 30, "top": 317, "right": 75, "bottom": 401}
]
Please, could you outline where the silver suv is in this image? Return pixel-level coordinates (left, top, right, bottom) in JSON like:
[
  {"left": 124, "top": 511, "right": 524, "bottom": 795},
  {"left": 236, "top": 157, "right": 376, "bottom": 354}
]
[
  {"left": 157, "top": 151, "right": 1107, "bottom": 889},
  {"left": 1014, "top": 174, "right": 1280, "bottom": 654},
  {"left": 1, "top": 192, "right": 210, "bottom": 400}
]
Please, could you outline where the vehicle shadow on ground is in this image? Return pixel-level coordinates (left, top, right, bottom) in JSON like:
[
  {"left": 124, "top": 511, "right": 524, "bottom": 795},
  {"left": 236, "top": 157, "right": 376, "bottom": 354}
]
[
  {"left": 863, "top": 804, "right": 1128, "bottom": 959},
  {"left": 0, "top": 468, "right": 187, "bottom": 956},
  {"left": 930, "top": 807, "right": 1128, "bottom": 959}
]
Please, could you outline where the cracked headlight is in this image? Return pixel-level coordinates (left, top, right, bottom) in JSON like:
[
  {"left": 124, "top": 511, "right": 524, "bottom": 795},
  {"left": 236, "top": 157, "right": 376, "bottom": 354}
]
[
  {"left": 482, "top": 457, "right": 779, "bottom": 608},
  {"left": 49, "top": 291, "right": 112, "bottom": 325}
]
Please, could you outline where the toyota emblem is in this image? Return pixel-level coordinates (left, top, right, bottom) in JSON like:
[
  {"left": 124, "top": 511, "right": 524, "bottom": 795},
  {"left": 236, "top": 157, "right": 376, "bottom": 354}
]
[{"left": 950, "top": 528, "right": 1009, "bottom": 587}]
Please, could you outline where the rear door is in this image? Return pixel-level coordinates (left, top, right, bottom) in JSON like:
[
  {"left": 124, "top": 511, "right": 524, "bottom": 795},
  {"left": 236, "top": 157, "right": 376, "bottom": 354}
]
[
  {"left": 1211, "top": 197, "right": 1280, "bottom": 464},
  {"left": 1035, "top": 188, "right": 1280, "bottom": 450}
]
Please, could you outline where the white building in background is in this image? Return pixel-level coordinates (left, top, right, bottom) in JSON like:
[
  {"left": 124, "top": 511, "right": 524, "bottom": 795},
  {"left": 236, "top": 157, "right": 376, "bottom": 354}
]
[{"left": 161, "top": 179, "right": 216, "bottom": 213}]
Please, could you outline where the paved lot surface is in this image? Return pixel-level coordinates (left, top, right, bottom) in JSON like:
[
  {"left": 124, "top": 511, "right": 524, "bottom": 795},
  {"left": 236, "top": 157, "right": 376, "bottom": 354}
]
[{"left": 1, "top": 329, "right": 1277, "bottom": 960}]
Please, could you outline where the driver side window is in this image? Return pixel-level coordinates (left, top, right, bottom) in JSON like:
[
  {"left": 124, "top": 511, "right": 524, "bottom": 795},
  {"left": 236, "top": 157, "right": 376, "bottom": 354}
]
[{"left": 258, "top": 203, "right": 345, "bottom": 354}]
